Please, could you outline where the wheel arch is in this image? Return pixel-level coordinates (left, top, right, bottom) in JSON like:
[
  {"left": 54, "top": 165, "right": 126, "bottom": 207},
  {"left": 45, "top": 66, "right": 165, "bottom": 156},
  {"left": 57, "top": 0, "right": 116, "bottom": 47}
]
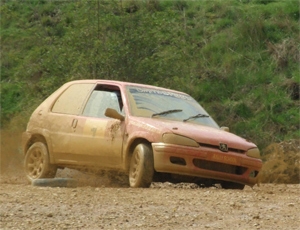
[
  {"left": 24, "top": 134, "right": 46, "bottom": 153},
  {"left": 125, "top": 138, "right": 152, "bottom": 173},
  {"left": 23, "top": 133, "right": 54, "bottom": 163}
]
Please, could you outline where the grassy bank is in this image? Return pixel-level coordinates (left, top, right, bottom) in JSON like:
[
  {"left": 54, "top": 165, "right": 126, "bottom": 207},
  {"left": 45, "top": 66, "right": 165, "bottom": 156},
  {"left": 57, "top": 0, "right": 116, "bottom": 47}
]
[{"left": 1, "top": 0, "right": 299, "bottom": 151}]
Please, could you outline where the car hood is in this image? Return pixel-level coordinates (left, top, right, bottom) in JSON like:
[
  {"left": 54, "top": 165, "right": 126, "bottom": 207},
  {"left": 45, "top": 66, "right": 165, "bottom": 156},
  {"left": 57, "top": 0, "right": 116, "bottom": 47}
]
[{"left": 131, "top": 117, "right": 256, "bottom": 151}]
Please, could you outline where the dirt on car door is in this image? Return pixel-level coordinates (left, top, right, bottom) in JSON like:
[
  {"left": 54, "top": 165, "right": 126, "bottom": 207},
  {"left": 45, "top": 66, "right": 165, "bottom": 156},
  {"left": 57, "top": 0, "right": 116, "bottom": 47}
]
[{"left": 78, "top": 117, "right": 125, "bottom": 169}]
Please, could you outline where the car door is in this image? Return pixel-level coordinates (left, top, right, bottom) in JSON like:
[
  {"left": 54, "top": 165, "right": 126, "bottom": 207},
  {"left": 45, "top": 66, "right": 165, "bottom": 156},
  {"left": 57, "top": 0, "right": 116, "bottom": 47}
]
[
  {"left": 48, "top": 83, "right": 95, "bottom": 164},
  {"left": 72, "top": 85, "right": 125, "bottom": 169}
]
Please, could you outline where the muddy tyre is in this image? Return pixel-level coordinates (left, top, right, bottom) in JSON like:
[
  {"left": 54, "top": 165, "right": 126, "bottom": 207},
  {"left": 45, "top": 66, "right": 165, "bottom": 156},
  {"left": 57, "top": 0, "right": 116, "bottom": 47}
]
[
  {"left": 24, "top": 142, "right": 57, "bottom": 182},
  {"left": 129, "top": 143, "right": 154, "bottom": 188}
]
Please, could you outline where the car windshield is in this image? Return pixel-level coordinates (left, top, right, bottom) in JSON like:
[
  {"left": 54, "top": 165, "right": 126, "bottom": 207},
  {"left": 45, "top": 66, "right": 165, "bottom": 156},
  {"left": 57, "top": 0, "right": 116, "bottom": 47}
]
[{"left": 126, "top": 86, "right": 219, "bottom": 128}]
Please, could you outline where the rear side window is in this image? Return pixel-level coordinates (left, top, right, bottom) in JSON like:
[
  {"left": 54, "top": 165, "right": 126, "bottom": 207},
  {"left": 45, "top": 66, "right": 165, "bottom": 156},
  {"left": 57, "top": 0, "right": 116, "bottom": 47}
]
[{"left": 52, "top": 83, "right": 94, "bottom": 115}]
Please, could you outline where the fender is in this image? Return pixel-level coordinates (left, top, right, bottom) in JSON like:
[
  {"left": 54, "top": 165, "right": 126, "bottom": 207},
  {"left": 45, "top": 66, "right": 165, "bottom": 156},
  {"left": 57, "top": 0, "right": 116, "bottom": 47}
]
[
  {"left": 23, "top": 128, "right": 55, "bottom": 164},
  {"left": 123, "top": 129, "right": 160, "bottom": 172}
]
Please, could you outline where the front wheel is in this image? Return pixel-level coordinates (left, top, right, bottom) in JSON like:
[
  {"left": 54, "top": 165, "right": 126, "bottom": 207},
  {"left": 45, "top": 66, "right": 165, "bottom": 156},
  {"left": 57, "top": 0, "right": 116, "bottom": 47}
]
[
  {"left": 24, "top": 142, "right": 57, "bottom": 182},
  {"left": 129, "top": 143, "right": 154, "bottom": 188}
]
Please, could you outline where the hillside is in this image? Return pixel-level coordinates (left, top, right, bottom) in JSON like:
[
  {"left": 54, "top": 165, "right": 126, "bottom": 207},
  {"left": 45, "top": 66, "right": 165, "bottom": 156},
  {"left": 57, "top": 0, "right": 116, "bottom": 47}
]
[{"left": 1, "top": 0, "right": 299, "bottom": 150}]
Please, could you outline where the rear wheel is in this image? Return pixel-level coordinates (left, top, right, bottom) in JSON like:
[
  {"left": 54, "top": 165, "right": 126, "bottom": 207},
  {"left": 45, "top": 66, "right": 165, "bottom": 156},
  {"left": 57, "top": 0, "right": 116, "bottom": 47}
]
[
  {"left": 221, "top": 181, "right": 245, "bottom": 190},
  {"left": 24, "top": 142, "right": 57, "bottom": 182},
  {"left": 129, "top": 143, "right": 154, "bottom": 188}
]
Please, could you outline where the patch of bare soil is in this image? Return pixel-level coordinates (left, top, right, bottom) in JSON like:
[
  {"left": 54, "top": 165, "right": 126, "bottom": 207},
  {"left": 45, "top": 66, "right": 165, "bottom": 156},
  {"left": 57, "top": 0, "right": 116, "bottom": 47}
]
[{"left": 1, "top": 129, "right": 299, "bottom": 229}]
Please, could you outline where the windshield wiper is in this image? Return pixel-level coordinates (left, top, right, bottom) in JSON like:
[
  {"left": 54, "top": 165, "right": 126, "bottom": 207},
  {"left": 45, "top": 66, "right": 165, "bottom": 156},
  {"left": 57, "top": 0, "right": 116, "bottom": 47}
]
[
  {"left": 152, "top": 109, "right": 182, "bottom": 117},
  {"left": 183, "top": 113, "right": 209, "bottom": 122}
]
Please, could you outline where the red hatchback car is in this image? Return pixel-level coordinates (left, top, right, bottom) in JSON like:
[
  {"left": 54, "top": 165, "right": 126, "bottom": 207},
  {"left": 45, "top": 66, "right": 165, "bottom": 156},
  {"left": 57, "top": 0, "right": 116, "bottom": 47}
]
[{"left": 22, "top": 80, "right": 262, "bottom": 189}]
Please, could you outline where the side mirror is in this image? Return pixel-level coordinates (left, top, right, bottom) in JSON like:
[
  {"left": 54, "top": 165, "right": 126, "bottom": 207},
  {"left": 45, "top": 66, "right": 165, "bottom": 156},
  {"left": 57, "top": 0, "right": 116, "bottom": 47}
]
[
  {"left": 105, "top": 108, "right": 125, "bottom": 121},
  {"left": 220, "top": 126, "right": 230, "bottom": 132}
]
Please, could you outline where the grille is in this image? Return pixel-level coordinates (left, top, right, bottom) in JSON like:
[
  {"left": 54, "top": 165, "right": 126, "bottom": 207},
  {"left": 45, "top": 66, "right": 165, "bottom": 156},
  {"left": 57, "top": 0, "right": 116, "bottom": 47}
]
[
  {"left": 193, "top": 159, "right": 247, "bottom": 175},
  {"left": 199, "top": 143, "right": 245, "bottom": 154}
]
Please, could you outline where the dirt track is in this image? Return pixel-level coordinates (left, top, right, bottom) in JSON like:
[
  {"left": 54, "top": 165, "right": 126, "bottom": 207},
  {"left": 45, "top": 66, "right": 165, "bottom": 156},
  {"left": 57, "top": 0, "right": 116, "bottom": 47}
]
[{"left": 0, "top": 168, "right": 299, "bottom": 230}]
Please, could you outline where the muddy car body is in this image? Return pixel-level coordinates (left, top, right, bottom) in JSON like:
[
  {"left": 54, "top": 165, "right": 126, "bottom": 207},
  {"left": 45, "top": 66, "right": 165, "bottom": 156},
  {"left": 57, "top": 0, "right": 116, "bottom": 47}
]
[{"left": 23, "top": 80, "right": 262, "bottom": 189}]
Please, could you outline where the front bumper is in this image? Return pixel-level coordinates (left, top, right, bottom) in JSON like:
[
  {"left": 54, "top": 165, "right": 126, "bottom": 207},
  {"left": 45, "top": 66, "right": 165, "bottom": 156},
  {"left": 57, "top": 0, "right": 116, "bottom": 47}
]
[{"left": 152, "top": 143, "right": 262, "bottom": 187}]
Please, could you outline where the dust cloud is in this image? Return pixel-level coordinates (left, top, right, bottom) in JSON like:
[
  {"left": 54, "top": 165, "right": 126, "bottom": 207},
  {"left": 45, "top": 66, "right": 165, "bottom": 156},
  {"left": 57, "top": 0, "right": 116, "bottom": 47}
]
[
  {"left": 260, "top": 139, "right": 300, "bottom": 184},
  {"left": 0, "top": 127, "right": 26, "bottom": 183}
]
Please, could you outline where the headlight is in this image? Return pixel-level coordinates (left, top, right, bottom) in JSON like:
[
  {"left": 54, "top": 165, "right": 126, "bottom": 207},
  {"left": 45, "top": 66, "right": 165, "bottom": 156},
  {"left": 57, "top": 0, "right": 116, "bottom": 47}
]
[
  {"left": 163, "top": 133, "right": 199, "bottom": 147},
  {"left": 246, "top": 148, "right": 261, "bottom": 159}
]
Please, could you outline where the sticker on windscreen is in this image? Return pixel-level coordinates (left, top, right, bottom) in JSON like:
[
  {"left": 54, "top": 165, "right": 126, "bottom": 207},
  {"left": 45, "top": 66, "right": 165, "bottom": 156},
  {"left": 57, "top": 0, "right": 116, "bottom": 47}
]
[{"left": 129, "top": 87, "right": 192, "bottom": 101}]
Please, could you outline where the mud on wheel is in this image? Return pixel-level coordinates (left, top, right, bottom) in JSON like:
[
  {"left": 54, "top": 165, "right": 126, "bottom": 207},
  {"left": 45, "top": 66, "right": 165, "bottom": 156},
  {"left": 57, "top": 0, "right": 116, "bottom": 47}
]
[
  {"left": 129, "top": 143, "right": 154, "bottom": 188},
  {"left": 24, "top": 142, "right": 57, "bottom": 182}
]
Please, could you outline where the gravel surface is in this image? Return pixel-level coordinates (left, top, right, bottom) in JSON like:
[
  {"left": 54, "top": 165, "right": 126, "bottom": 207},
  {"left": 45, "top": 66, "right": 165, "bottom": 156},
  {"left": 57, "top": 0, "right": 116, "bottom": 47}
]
[{"left": 0, "top": 169, "right": 299, "bottom": 230}]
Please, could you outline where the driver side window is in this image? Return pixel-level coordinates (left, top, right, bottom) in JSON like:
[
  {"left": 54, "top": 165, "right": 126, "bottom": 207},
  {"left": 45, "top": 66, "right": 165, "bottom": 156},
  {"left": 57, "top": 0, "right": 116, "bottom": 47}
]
[{"left": 83, "top": 90, "right": 122, "bottom": 118}]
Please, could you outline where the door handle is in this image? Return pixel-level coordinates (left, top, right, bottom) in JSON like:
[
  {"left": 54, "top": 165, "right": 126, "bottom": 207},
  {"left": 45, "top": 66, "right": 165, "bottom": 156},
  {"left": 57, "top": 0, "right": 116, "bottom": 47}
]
[{"left": 72, "top": 119, "right": 78, "bottom": 129}]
